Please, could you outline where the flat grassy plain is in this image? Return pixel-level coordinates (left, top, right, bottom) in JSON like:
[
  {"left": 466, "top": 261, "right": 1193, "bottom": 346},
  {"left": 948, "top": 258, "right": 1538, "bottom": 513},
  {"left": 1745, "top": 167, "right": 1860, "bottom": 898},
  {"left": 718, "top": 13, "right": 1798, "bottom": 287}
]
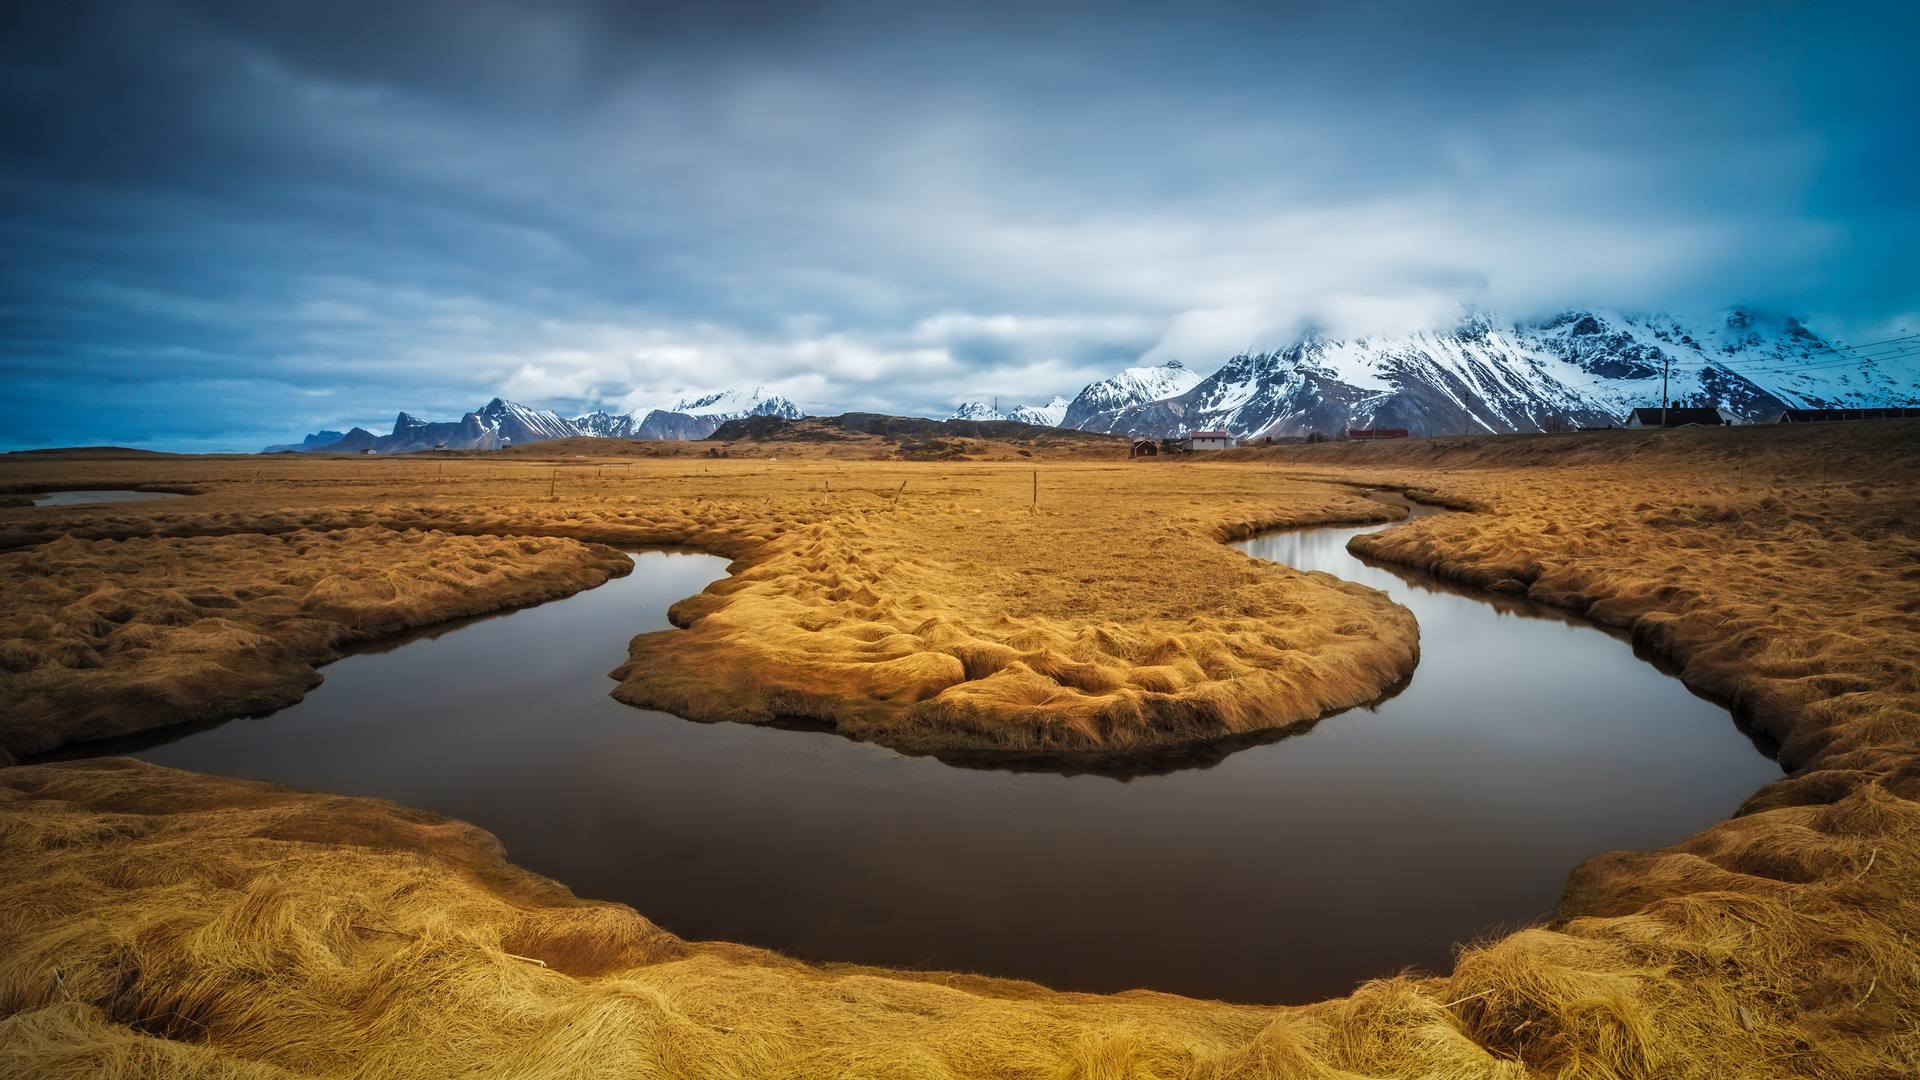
[{"left": 1, "top": 420, "right": 1917, "bottom": 1077}]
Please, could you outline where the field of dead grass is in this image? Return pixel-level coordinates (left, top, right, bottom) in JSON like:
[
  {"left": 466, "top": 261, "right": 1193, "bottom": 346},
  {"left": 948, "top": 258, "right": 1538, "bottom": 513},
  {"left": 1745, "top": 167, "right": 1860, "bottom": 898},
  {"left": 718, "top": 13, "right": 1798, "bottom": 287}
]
[
  {"left": 0, "top": 528, "right": 630, "bottom": 761},
  {"left": 1, "top": 451, "right": 1416, "bottom": 761},
  {"left": 2, "top": 421, "right": 1918, "bottom": 1077}
]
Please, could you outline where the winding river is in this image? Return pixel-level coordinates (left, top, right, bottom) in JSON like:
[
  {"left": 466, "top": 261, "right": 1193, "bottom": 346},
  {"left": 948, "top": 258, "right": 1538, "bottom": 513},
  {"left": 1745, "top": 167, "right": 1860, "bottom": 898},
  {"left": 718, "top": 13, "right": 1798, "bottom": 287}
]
[{"left": 59, "top": 495, "right": 1782, "bottom": 1004}]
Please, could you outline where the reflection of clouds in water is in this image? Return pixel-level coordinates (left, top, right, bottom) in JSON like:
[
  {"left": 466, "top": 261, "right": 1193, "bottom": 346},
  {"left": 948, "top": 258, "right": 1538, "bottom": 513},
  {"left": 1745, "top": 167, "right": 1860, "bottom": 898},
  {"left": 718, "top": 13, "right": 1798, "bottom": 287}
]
[{"left": 1233, "top": 506, "right": 1749, "bottom": 751}]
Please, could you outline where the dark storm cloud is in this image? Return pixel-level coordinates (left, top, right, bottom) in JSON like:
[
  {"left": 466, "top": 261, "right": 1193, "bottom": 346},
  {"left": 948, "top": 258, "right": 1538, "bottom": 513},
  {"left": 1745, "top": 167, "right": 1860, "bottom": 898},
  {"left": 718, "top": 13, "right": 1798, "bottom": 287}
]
[{"left": 1, "top": 0, "right": 1914, "bottom": 449}]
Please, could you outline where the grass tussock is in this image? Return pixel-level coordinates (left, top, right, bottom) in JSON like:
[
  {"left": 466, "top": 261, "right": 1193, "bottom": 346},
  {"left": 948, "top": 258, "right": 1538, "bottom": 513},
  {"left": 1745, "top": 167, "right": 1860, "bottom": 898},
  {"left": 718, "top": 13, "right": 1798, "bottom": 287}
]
[{"left": 609, "top": 501, "right": 1416, "bottom": 757}]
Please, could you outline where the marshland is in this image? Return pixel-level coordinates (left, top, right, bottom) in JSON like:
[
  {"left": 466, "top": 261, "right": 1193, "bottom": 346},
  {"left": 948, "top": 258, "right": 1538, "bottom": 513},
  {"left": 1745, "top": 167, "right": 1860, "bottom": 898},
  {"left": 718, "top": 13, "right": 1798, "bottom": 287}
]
[{"left": 4, "top": 420, "right": 1919, "bottom": 1077}]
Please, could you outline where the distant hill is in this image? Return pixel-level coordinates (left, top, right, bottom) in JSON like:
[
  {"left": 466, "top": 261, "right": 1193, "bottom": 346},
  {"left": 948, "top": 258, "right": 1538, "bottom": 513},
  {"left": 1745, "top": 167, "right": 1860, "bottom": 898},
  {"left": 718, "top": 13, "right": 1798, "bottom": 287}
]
[{"left": 708, "top": 413, "right": 1130, "bottom": 459}]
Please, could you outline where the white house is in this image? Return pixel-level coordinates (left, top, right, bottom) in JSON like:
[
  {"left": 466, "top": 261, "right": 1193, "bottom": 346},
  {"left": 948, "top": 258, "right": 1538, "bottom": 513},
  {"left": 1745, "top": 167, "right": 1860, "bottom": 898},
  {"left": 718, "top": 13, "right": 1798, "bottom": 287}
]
[{"left": 1183, "top": 430, "right": 1235, "bottom": 451}]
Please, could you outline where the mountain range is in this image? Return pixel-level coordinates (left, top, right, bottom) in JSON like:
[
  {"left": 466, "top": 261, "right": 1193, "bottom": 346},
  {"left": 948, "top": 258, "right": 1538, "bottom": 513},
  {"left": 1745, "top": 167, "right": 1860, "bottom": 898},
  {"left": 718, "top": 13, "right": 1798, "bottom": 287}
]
[
  {"left": 1060, "top": 310, "right": 1919, "bottom": 440},
  {"left": 265, "top": 309, "right": 1918, "bottom": 452},
  {"left": 266, "top": 389, "right": 801, "bottom": 453},
  {"left": 946, "top": 396, "right": 1073, "bottom": 426}
]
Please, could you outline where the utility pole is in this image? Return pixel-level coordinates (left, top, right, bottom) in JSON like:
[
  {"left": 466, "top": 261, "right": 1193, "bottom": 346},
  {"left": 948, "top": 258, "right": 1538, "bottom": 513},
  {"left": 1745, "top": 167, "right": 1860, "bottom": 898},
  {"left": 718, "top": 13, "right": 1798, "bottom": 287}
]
[{"left": 1661, "top": 354, "right": 1670, "bottom": 428}]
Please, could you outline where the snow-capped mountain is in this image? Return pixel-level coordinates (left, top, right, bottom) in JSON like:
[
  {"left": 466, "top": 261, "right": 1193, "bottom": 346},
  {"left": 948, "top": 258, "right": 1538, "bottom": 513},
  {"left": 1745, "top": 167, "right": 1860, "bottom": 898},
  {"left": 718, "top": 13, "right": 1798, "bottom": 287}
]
[
  {"left": 947, "top": 402, "right": 1007, "bottom": 421},
  {"left": 1007, "top": 396, "right": 1072, "bottom": 427},
  {"left": 476, "top": 398, "right": 579, "bottom": 444},
  {"left": 1519, "top": 311, "right": 1913, "bottom": 421},
  {"left": 261, "top": 316, "right": 1915, "bottom": 454},
  {"left": 623, "top": 387, "right": 804, "bottom": 440},
  {"left": 268, "top": 389, "right": 802, "bottom": 452},
  {"left": 1060, "top": 360, "right": 1205, "bottom": 433},
  {"left": 569, "top": 410, "right": 640, "bottom": 438},
  {"left": 670, "top": 387, "right": 801, "bottom": 419},
  {"left": 944, "top": 396, "right": 1072, "bottom": 426},
  {"left": 1065, "top": 311, "right": 1920, "bottom": 440}
]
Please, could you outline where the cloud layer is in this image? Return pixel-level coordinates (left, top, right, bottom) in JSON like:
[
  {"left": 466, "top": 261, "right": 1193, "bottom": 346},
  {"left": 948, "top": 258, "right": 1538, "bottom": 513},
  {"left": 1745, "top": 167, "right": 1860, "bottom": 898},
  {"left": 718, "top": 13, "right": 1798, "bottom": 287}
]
[{"left": 2, "top": 0, "right": 1914, "bottom": 449}]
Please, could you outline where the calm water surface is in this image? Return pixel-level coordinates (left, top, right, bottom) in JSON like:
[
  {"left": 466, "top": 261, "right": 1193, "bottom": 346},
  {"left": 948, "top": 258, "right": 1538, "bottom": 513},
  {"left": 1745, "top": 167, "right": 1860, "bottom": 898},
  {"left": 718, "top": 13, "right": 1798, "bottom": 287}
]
[
  {"left": 32, "top": 490, "right": 186, "bottom": 506},
  {"left": 85, "top": 498, "right": 1781, "bottom": 1004}
]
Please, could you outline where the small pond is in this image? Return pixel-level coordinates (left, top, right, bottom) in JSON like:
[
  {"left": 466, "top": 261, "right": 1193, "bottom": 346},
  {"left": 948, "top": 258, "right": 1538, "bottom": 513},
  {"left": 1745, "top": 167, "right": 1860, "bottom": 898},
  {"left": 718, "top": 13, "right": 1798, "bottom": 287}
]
[
  {"left": 31, "top": 490, "right": 187, "bottom": 506},
  {"left": 55, "top": 498, "right": 1783, "bottom": 1004}
]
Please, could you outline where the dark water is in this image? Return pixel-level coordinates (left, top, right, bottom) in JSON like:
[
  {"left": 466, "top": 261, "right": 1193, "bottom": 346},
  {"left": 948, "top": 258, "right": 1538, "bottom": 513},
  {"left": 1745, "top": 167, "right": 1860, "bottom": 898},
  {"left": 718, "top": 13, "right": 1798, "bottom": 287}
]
[
  {"left": 31, "top": 490, "right": 187, "bottom": 506},
  {"left": 80, "top": 500, "right": 1781, "bottom": 1005}
]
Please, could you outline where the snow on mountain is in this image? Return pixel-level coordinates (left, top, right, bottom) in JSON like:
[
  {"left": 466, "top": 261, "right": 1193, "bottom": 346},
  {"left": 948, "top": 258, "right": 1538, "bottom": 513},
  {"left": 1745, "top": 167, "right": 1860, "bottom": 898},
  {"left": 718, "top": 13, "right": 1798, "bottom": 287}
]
[
  {"left": 1065, "top": 311, "right": 1920, "bottom": 440},
  {"left": 1060, "top": 360, "right": 1204, "bottom": 433},
  {"left": 1517, "top": 310, "right": 1916, "bottom": 421},
  {"left": 267, "top": 389, "right": 801, "bottom": 452},
  {"left": 670, "top": 387, "right": 803, "bottom": 420},
  {"left": 569, "top": 411, "right": 639, "bottom": 439},
  {"left": 384, "top": 411, "right": 499, "bottom": 452},
  {"left": 947, "top": 402, "right": 1007, "bottom": 421},
  {"left": 1007, "top": 396, "right": 1072, "bottom": 427},
  {"left": 627, "top": 388, "right": 804, "bottom": 440},
  {"left": 474, "top": 398, "right": 578, "bottom": 444},
  {"left": 261, "top": 319, "right": 1916, "bottom": 454},
  {"left": 945, "top": 397, "right": 1070, "bottom": 425}
]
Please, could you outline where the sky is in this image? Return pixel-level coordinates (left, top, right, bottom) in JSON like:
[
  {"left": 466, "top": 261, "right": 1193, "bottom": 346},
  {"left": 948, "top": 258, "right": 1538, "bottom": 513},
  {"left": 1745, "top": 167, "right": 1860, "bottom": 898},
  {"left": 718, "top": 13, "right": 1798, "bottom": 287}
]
[{"left": 1, "top": 0, "right": 1916, "bottom": 451}]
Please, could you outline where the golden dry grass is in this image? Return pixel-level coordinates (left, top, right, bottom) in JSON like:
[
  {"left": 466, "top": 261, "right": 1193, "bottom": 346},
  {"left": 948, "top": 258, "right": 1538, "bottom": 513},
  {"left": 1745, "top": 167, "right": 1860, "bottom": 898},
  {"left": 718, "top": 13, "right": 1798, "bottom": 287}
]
[
  {"left": 1, "top": 421, "right": 1918, "bottom": 1077},
  {"left": 0, "top": 529, "right": 630, "bottom": 760},
  {"left": 2, "top": 452, "right": 1417, "bottom": 761},
  {"left": 0, "top": 757, "right": 1525, "bottom": 1080}
]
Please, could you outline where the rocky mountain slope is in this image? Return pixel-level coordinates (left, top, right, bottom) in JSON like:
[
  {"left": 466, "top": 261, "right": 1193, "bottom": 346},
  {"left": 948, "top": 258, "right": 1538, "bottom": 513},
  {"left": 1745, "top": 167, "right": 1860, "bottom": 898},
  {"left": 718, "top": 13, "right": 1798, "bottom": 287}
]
[{"left": 1060, "top": 361, "right": 1205, "bottom": 433}]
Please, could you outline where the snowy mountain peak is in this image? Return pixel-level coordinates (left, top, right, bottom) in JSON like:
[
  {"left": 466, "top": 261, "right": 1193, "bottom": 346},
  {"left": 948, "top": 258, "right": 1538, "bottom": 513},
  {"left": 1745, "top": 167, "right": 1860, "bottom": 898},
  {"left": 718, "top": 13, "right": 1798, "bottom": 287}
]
[
  {"left": 1060, "top": 360, "right": 1205, "bottom": 432},
  {"left": 669, "top": 387, "right": 802, "bottom": 419},
  {"left": 947, "top": 402, "right": 1006, "bottom": 421},
  {"left": 1007, "top": 396, "right": 1072, "bottom": 427},
  {"left": 268, "top": 387, "right": 802, "bottom": 452},
  {"left": 948, "top": 396, "right": 1072, "bottom": 426},
  {"left": 1059, "top": 309, "right": 1919, "bottom": 440}
]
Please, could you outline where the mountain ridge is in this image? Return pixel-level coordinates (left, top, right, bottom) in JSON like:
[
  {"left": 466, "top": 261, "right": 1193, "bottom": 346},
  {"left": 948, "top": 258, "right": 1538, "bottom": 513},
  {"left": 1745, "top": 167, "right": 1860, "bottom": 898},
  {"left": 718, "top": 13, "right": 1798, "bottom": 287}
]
[
  {"left": 266, "top": 390, "right": 801, "bottom": 453},
  {"left": 1073, "top": 310, "right": 1918, "bottom": 440},
  {"left": 263, "top": 310, "right": 1918, "bottom": 452}
]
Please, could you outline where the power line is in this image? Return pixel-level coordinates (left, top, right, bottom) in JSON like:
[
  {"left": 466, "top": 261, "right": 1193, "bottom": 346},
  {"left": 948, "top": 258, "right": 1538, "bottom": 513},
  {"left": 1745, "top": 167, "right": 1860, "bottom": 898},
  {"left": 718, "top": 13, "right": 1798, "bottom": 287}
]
[
  {"left": 1718, "top": 344, "right": 1920, "bottom": 377},
  {"left": 1830, "top": 331, "right": 1920, "bottom": 350},
  {"left": 1541, "top": 338, "right": 1919, "bottom": 392}
]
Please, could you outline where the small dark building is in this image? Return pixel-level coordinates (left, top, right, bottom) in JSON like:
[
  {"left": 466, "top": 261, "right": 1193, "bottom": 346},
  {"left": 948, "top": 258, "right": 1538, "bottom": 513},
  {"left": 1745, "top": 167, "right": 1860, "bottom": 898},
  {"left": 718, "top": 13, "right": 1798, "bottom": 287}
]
[
  {"left": 1625, "top": 407, "right": 1738, "bottom": 428},
  {"left": 1774, "top": 407, "right": 1920, "bottom": 423},
  {"left": 1346, "top": 428, "right": 1410, "bottom": 440},
  {"left": 1131, "top": 439, "right": 1158, "bottom": 458}
]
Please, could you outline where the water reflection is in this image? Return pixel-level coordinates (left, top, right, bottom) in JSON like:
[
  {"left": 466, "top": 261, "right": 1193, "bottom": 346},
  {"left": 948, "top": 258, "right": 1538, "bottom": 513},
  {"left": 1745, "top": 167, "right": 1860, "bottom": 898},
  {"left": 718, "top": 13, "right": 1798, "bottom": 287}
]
[
  {"left": 68, "top": 503, "right": 1782, "bottom": 1005},
  {"left": 31, "top": 490, "right": 187, "bottom": 506}
]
